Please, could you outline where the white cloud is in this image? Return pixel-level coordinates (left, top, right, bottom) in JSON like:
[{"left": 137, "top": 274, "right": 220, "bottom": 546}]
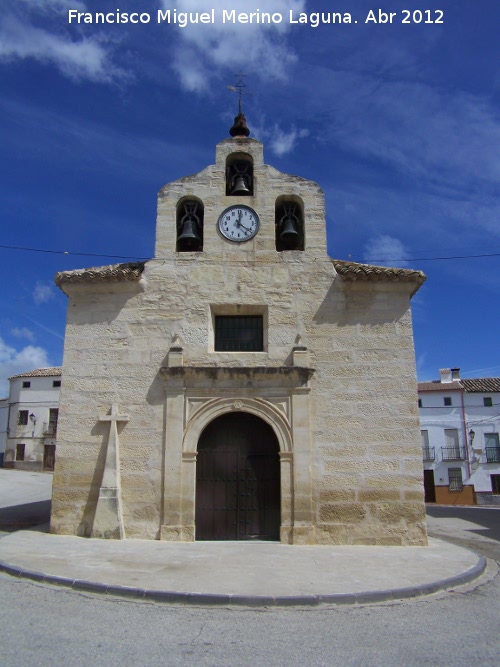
[
  {"left": 304, "top": 68, "right": 500, "bottom": 192},
  {"left": 363, "top": 235, "right": 411, "bottom": 267},
  {"left": 269, "top": 126, "right": 309, "bottom": 156},
  {"left": 0, "top": 337, "right": 50, "bottom": 396},
  {"left": 11, "top": 327, "right": 36, "bottom": 342},
  {"left": 19, "top": 0, "right": 86, "bottom": 11},
  {"left": 33, "top": 281, "right": 56, "bottom": 306},
  {"left": 164, "top": 0, "right": 305, "bottom": 90},
  {"left": 0, "top": 13, "right": 126, "bottom": 83}
]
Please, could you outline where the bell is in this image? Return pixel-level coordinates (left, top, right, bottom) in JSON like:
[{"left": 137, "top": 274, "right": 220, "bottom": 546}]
[
  {"left": 280, "top": 216, "right": 300, "bottom": 248},
  {"left": 231, "top": 176, "right": 251, "bottom": 195},
  {"left": 177, "top": 218, "right": 201, "bottom": 250}
]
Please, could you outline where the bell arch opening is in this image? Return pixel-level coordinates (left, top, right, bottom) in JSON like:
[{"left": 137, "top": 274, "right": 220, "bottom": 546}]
[
  {"left": 195, "top": 411, "right": 280, "bottom": 541},
  {"left": 176, "top": 197, "right": 204, "bottom": 252},
  {"left": 275, "top": 195, "right": 305, "bottom": 251},
  {"left": 226, "top": 153, "right": 254, "bottom": 196}
]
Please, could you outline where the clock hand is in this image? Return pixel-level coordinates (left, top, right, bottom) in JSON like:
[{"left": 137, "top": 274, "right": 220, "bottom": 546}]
[{"left": 239, "top": 221, "right": 251, "bottom": 232}]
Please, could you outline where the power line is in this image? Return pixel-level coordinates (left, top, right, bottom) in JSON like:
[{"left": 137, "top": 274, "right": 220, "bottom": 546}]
[
  {"left": 364, "top": 253, "right": 500, "bottom": 263},
  {"left": 1, "top": 243, "right": 499, "bottom": 264},
  {"left": 0, "top": 244, "right": 149, "bottom": 261}
]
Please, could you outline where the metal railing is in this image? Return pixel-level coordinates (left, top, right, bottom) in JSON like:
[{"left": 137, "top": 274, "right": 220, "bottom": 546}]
[
  {"left": 43, "top": 422, "right": 57, "bottom": 437},
  {"left": 422, "top": 447, "right": 435, "bottom": 461},
  {"left": 486, "top": 447, "right": 500, "bottom": 463},
  {"left": 441, "top": 447, "right": 466, "bottom": 461}
]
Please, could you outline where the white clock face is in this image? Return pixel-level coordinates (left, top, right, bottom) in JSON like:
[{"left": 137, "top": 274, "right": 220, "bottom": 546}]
[{"left": 218, "top": 205, "right": 260, "bottom": 243}]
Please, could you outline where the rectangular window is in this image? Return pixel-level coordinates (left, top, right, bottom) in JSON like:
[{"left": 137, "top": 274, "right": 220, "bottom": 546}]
[
  {"left": 421, "top": 430, "right": 434, "bottom": 460},
  {"left": 485, "top": 433, "right": 500, "bottom": 463},
  {"left": 214, "top": 315, "right": 263, "bottom": 352},
  {"left": 16, "top": 444, "right": 25, "bottom": 461},
  {"left": 22, "top": 381, "right": 31, "bottom": 388},
  {"left": 443, "top": 428, "right": 463, "bottom": 460},
  {"left": 448, "top": 468, "right": 463, "bottom": 492},
  {"left": 53, "top": 380, "right": 61, "bottom": 388},
  {"left": 47, "top": 408, "right": 59, "bottom": 436},
  {"left": 492, "top": 475, "right": 500, "bottom": 495},
  {"left": 443, "top": 397, "right": 452, "bottom": 406},
  {"left": 18, "top": 410, "right": 29, "bottom": 426},
  {"left": 418, "top": 399, "right": 422, "bottom": 408},
  {"left": 483, "top": 397, "right": 493, "bottom": 407}
]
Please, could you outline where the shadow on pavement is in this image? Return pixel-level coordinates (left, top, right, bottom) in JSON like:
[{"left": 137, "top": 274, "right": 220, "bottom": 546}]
[
  {"left": 426, "top": 506, "right": 500, "bottom": 543},
  {"left": 0, "top": 500, "right": 51, "bottom": 532}
]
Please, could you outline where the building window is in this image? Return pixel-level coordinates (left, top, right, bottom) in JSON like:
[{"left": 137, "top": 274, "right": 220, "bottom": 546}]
[
  {"left": 485, "top": 433, "right": 500, "bottom": 463},
  {"left": 491, "top": 475, "right": 500, "bottom": 495},
  {"left": 16, "top": 444, "right": 25, "bottom": 461},
  {"left": 483, "top": 397, "right": 493, "bottom": 407},
  {"left": 214, "top": 316, "right": 263, "bottom": 352},
  {"left": 53, "top": 380, "right": 61, "bottom": 388},
  {"left": 443, "top": 429, "right": 464, "bottom": 460},
  {"left": 421, "top": 430, "right": 434, "bottom": 460},
  {"left": 448, "top": 468, "right": 463, "bottom": 492},
  {"left": 443, "top": 397, "right": 452, "bottom": 406},
  {"left": 18, "top": 410, "right": 29, "bottom": 426},
  {"left": 418, "top": 399, "right": 422, "bottom": 408},
  {"left": 22, "top": 381, "right": 31, "bottom": 388}
]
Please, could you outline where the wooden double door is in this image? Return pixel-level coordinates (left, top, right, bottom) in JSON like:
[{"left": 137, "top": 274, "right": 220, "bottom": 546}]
[{"left": 195, "top": 412, "right": 281, "bottom": 541}]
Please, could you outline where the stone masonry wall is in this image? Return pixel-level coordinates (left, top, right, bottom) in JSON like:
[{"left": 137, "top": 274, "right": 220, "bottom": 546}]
[{"left": 51, "top": 135, "right": 427, "bottom": 545}]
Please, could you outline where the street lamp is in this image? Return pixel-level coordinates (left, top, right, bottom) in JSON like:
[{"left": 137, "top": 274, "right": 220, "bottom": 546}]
[{"left": 469, "top": 429, "right": 475, "bottom": 445}]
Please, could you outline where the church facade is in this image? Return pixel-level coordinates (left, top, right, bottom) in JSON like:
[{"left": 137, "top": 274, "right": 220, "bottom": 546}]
[{"left": 51, "top": 115, "right": 428, "bottom": 546}]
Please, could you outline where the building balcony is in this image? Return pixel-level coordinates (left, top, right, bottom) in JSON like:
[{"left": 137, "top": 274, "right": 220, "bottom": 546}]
[
  {"left": 422, "top": 447, "right": 435, "bottom": 461},
  {"left": 486, "top": 447, "right": 500, "bottom": 463},
  {"left": 42, "top": 422, "right": 57, "bottom": 437},
  {"left": 441, "top": 447, "right": 466, "bottom": 461}
]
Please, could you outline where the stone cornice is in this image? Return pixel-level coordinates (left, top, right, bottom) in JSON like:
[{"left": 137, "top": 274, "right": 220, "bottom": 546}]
[{"left": 160, "top": 366, "right": 315, "bottom": 389}]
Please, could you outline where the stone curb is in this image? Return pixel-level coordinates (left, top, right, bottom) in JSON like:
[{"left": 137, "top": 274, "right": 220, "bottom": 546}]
[{"left": 0, "top": 554, "right": 487, "bottom": 607}]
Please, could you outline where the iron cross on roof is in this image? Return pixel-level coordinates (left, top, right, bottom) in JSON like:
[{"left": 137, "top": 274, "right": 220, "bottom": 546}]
[{"left": 227, "top": 72, "right": 253, "bottom": 115}]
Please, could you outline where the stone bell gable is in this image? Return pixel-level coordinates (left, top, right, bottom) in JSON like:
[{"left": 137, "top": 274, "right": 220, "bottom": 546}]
[{"left": 50, "top": 119, "right": 428, "bottom": 546}]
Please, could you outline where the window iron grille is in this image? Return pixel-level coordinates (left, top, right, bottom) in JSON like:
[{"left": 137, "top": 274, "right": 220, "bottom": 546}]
[
  {"left": 448, "top": 468, "right": 463, "bottom": 492},
  {"left": 215, "top": 316, "right": 263, "bottom": 352}
]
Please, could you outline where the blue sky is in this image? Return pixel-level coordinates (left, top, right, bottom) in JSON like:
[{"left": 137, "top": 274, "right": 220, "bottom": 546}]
[{"left": 0, "top": 0, "right": 499, "bottom": 394}]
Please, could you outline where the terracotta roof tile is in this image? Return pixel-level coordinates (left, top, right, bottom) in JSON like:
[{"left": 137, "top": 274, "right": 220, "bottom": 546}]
[
  {"left": 418, "top": 381, "right": 463, "bottom": 392},
  {"left": 460, "top": 378, "right": 500, "bottom": 393},
  {"left": 332, "top": 260, "right": 426, "bottom": 296},
  {"left": 9, "top": 367, "right": 62, "bottom": 380},
  {"left": 55, "top": 261, "right": 146, "bottom": 288},
  {"left": 418, "top": 378, "right": 500, "bottom": 393}
]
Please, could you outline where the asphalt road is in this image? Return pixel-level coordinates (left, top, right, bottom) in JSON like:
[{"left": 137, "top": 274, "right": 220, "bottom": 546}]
[{"left": 0, "top": 473, "right": 499, "bottom": 667}]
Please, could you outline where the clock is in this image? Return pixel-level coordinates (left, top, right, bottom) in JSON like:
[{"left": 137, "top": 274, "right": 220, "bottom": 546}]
[{"left": 218, "top": 205, "right": 260, "bottom": 242}]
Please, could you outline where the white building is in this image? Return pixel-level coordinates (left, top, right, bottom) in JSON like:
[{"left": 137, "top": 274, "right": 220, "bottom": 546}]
[
  {"left": 2, "top": 368, "right": 61, "bottom": 471},
  {"left": 0, "top": 397, "right": 8, "bottom": 466},
  {"left": 419, "top": 368, "right": 500, "bottom": 505}
]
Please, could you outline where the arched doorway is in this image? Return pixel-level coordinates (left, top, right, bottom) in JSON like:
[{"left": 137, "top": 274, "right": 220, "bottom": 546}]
[{"left": 195, "top": 412, "right": 280, "bottom": 540}]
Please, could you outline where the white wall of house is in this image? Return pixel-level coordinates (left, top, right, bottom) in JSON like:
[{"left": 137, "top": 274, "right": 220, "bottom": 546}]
[
  {"left": 464, "top": 392, "right": 500, "bottom": 498},
  {"left": 419, "top": 385, "right": 469, "bottom": 496},
  {"left": 419, "top": 370, "right": 500, "bottom": 504},
  {"left": 3, "top": 369, "right": 61, "bottom": 471}
]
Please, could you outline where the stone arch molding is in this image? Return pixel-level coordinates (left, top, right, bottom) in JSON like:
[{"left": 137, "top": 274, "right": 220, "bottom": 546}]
[{"left": 182, "top": 396, "right": 293, "bottom": 455}]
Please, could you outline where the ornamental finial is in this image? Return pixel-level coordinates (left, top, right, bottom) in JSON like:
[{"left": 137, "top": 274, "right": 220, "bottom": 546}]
[{"left": 228, "top": 72, "right": 252, "bottom": 137}]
